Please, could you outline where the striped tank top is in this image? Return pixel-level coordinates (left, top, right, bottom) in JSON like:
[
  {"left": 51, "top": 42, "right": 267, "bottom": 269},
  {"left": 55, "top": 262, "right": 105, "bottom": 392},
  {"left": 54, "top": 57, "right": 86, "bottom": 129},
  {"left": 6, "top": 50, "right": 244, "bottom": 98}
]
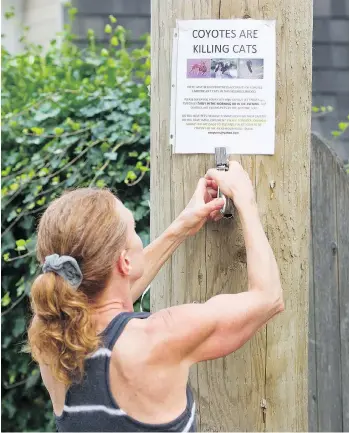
[{"left": 55, "top": 311, "right": 197, "bottom": 432}]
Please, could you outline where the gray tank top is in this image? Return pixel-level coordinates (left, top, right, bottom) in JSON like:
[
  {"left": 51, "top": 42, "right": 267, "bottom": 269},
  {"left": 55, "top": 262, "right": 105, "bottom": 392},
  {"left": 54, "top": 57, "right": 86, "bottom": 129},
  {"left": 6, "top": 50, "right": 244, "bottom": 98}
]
[{"left": 55, "top": 311, "right": 197, "bottom": 432}]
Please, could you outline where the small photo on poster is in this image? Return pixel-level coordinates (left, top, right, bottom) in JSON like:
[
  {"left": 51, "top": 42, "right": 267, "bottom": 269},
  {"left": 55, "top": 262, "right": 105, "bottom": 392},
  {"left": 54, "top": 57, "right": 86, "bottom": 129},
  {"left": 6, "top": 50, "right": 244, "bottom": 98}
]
[
  {"left": 187, "top": 59, "right": 211, "bottom": 78},
  {"left": 211, "top": 59, "right": 238, "bottom": 79},
  {"left": 238, "top": 59, "right": 264, "bottom": 79}
]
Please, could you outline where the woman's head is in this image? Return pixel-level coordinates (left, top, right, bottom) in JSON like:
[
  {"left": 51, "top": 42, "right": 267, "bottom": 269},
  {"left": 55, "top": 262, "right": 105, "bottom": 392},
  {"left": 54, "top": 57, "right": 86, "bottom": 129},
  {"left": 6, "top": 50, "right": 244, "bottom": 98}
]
[{"left": 27, "top": 187, "right": 144, "bottom": 385}]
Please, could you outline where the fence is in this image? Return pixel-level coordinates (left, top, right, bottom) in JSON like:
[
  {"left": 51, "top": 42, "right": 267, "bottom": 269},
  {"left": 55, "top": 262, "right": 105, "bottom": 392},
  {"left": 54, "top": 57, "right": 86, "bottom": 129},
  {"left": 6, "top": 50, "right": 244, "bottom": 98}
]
[{"left": 309, "top": 133, "right": 349, "bottom": 432}]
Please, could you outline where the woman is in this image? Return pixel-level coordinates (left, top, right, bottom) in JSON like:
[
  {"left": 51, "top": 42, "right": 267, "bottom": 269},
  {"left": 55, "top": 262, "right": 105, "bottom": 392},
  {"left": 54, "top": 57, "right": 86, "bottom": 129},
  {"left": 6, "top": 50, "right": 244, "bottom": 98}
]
[{"left": 27, "top": 161, "right": 284, "bottom": 432}]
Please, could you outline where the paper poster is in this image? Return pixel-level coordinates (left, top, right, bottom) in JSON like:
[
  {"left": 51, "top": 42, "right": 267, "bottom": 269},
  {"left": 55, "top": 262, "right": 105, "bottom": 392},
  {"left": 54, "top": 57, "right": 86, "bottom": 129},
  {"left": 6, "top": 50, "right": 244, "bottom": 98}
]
[{"left": 170, "top": 19, "right": 276, "bottom": 154}]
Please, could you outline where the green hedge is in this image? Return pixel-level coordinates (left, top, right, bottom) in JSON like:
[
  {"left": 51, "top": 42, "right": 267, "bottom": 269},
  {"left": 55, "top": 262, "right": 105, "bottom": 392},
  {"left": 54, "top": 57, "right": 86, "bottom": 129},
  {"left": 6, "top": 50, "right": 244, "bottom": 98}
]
[{"left": 1, "top": 8, "right": 150, "bottom": 432}]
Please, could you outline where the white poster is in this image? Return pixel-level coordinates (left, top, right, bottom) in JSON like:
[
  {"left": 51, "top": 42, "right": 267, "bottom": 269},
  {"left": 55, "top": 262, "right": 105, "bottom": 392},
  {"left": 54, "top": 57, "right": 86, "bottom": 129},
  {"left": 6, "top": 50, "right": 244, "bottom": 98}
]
[{"left": 170, "top": 19, "right": 276, "bottom": 154}]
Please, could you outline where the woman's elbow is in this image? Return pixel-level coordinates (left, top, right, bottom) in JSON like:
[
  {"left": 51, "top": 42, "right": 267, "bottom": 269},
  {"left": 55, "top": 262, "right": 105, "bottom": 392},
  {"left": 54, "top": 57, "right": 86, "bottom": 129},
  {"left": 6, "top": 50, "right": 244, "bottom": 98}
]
[
  {"left": 271, "top": 292, "right": 285, "bottom": 315},
  {"left": 276, "top": 297, "right": 285, "bottom": 313}
]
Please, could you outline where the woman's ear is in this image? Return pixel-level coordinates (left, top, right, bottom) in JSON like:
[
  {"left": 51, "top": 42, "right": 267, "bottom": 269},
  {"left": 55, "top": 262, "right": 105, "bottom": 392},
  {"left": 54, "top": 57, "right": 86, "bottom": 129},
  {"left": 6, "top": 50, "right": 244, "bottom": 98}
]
[{"left": 117, "top": 250, "right": 132, "bottom": 276}]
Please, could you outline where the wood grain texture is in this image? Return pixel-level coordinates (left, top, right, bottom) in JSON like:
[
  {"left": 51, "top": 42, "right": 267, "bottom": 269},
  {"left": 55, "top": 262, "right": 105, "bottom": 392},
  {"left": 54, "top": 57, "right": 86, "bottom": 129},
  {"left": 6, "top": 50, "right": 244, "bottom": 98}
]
[
  {"left": 256, "top": 0, "right": 312, "bottom": 430},
  {"left": 151, "top": 0, "right": 311, "bottom": 430},
  {"left": 311, "top": 135, "right": 342, "bottom": 432},
  {"left": 309, "top": 135, "right": 349, "bottom": 432},
  {"left": 337, "top": 156, "right": 349, "bottom": 433},
  {"left": 308, "top": 214, "right": 318, "bottom": 432}
]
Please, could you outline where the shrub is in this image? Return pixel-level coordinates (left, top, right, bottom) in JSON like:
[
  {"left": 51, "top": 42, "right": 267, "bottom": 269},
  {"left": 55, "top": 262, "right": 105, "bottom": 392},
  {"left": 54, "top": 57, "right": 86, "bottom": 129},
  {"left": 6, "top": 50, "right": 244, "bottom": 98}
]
[{"left": 1, "top": 8, "right": 150, "bottom": 431}]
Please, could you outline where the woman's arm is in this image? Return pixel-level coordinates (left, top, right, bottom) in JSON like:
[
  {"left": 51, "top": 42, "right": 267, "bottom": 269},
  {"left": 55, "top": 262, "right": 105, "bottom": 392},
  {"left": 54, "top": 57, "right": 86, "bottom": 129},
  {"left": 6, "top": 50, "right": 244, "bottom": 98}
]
[
  {"left": 130, "top": 223, "right": 186, "bottom": 303},
  {"left": 144, "top": 162, "right": 284, "bottom": 364},
  {"left": 130, "top": 178, "right": 224, "bottom": 303}
]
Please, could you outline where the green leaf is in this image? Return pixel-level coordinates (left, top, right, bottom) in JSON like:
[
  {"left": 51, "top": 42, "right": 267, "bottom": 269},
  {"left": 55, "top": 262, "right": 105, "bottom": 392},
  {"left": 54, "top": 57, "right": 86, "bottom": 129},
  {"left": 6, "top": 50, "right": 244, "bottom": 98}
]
[
  {"left": 34, "top": 107, "right": 61, "bottom": 122},
  {"left": 9, "top": 183, "right": 19, "bottom": 191},
  {"left": 338, "top": 122, "right": 349, "bottom": 131},
  {"left": 126, "top": 170, "right": 137, "bottom": 181},
  {"left": 36, "top": 196, "right": 46, "bottom": 206},
  {"left": 107, "top": 58, "right": 117, "bottom": 68},
  {"left": 87, "top": 28, "right": 95, "bottom": 38},
  {"left": 96, "top": 179, "right": 106, "bottom": 188},
  {"left": 72, "top": 122, "right": 80, "bottom": 130},
  {"left": 38, "top": 167, "right": 49, "bottom": 177},
  {"left": 109, "top": 15, "right": 117, "bottom": 23},
  {"left": 2, "top": 166, "right": 11, "bottom": 176},
  {"left": 68, "top": 7, "right": 78, "bottom": 18},
  {"left": 9, "top": 374, "right": 16, "bottom": 385},
  {"left": 16, "top": 239, "right": 27, "bottom": 251},
  {"left": 13, "top": 317, "right": 26, "bottom": 338},
  {"left": 332, "top": 130, "right": 341, "bottom": 137},
  {"left": 7, "top": 210, "right": 17, "bottom": 222},
  {"left": 111, "top": 36, "right": 119, "bottom": 46},
  {"left": 1, "top": 292, "right": 11, "bottom": 307},
  {"left": 101, "top": 48, "right": 109, "bottom": 57},
  {"left": 138, "top": 151, "right": 149, "bottom": 160},
  {"left": 2, "top": 336, "right": 12, "bottom": 348},
  {"left": 134, "top": 205, "right": 147, "bottom": 221},
  {"left": 5, "top": 10, "right": 15, "bottom": 19},
  {"left": 31, "top": 127, "right": 45, "bottom": 135},
  {"left": 3, "top": 253, "right": 11, "bottom": 262},
  {"left": 104, "top": 152, "right": 118, "bottom": 161},
  {"left": 53, "top": 127, "right": 64, "bottom": 136},
  {"left": 105, "top": 24, "right": 112, "bottom": 34},
  {"left": 16, "top": 239, "right": 26, "bottom": 247},
  {"left": 17, "top": 283, "right": 25, "bottom": 297}
]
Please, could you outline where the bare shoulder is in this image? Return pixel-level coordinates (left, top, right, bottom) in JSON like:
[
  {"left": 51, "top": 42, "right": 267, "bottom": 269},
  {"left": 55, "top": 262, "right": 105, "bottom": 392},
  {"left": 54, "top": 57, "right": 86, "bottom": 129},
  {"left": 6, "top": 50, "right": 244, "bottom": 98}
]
[
  {"left": 136, "top": 303, "right": 215, "bottom": 364},
  {"left": 112, "top": 307, "right": 207, "bottom": 365},
  {"left": 128, "top": 292, "right": 282, "bottom": 365}
]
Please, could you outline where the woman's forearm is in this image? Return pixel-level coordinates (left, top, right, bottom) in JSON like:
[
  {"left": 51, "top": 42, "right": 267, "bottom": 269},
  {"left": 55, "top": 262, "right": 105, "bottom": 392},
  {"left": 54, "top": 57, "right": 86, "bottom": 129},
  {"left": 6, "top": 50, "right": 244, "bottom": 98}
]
[
  {"left": 238, "top": 202, "right": 283, "bottom": 306},
  {"left": 131, "top": 222, "right": 186, "bottom": 303}
]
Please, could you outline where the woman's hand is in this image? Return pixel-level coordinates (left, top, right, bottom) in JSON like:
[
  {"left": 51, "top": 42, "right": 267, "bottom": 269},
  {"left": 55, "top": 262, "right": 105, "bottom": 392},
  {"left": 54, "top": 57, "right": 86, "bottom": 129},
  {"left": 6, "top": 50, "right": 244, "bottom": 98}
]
[
  {"left": 173, "top": 178, "right": 224, "bottom": 237},
  {"left": 205, "top": 161, "right": 256, "bottom": 212}
]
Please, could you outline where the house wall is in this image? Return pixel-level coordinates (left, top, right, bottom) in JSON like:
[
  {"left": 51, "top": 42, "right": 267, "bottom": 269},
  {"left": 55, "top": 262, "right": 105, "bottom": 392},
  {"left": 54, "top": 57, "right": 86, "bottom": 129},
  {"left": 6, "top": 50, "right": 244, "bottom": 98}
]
[
  {"left": 1, "top": 0, "right": 63, "bottom": 52},
  {"left": 1, "top": 0, "right": 25, "bottom": 53},
  {"left": 23, "top": 0, "right": 64, "bottom": 49},
  {"left": 72, "top": 0, "right": 150, "bottom": 49},
  {"left": 312, "top": 0, "right": 349, "bottom": 161}
]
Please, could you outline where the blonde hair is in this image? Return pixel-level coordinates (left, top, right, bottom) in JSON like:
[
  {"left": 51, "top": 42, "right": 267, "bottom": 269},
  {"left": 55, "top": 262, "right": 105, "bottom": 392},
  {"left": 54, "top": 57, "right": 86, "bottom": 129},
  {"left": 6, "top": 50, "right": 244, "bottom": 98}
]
[{"left": 27, "top": 188, "right": 127, "bottom": 385}]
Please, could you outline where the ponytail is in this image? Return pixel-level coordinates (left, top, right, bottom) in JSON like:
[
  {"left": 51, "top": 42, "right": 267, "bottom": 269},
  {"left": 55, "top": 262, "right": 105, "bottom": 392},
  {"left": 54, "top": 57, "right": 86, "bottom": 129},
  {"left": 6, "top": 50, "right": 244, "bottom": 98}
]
[
  {"left": 27, "top": 272, "right": 100, "bottom": 386},
  {"left": 26, "top": 187, "right": 128, "bottom": 385}
]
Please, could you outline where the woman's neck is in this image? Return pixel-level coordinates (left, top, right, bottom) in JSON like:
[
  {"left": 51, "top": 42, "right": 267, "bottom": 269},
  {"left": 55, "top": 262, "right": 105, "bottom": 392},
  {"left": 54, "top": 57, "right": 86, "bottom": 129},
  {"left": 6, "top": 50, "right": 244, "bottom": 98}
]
[{"left": 90, "top": 298, "right": 133, "bottom": 334}]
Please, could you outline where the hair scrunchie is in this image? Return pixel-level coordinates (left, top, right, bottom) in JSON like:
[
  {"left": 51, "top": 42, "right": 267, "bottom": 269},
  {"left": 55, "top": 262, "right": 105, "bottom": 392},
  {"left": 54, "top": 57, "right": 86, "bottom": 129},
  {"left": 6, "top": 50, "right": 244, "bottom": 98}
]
[{"left": 42, "top": 254, "right": 83, "bottom": 289}]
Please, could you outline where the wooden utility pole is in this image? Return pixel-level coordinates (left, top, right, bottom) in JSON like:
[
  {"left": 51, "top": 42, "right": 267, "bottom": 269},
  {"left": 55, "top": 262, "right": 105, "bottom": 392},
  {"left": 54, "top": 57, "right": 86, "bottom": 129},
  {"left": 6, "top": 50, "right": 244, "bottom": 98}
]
[{"left": 151, "top": 1, "right": 312, "bottom": 431}]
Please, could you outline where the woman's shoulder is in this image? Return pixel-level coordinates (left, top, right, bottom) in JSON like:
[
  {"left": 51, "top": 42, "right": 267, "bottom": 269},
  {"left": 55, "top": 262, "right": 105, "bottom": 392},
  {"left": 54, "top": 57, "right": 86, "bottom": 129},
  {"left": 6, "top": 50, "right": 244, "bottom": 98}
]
[
  {"left": 109, "top": 311, "right": 183, "bottom": 369},
  {"left": 109, "top": 312, "right": 156, "bottom": 360}
]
